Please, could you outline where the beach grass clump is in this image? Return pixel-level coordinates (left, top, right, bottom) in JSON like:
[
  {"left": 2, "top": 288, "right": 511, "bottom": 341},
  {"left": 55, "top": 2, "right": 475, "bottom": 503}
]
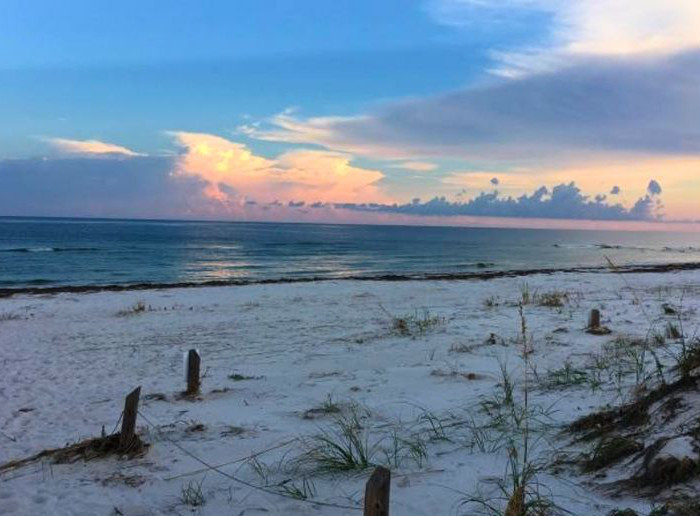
[
  {"left": 302, "top": 395, "right": 343, "bottom": 420},
  {"left": 298, "top": 405, "right": 430, "bottom": 474},
  {"left": 179, "top": 479, "right": 206, "bottom": 507},
  {"left": 483, "top": 295, "right": 500, "bottom": 308},
  {"left": 665, "top": 322, "right": 683, "bottom": 340},
  {"left": 228, "top": 372, "right": 263, "bottom": 381},
  {"left": 536, "top": 290, "right": 568, "bottom": 308},
  {"left": 390, "top": 308, "right": 445, "bottom": 337},
  {"left": 116, "top": 300, "right": 152, "bottom": 317},
  {"left": 0, "top": 312, "right": 23, "bottom": 322},
  {"left": 277, "top": 476, "right": 317, "bottom": 500},
  {"left": 540, "top": 360, "right": 589, "bottom": 390},
  {"left": 299, "top": 408, "right": 377, "bottom": 473},
  {"left": 518, "top": 284, "right": 573, "bottom": 308},
  {"left": 583, "top": 435, "right": 643, "bottom": 471}
]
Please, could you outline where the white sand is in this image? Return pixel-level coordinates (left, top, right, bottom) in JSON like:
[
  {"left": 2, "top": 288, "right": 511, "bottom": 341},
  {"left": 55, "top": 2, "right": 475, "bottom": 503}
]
[{"left": 1, "top": 270, "right": 699, "bottom": 516}]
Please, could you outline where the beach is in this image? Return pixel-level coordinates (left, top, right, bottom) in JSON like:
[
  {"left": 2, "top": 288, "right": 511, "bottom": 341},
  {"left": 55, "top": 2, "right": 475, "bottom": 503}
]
[{"left": 2, "top": 269, "right": 699, "bottom": 515}]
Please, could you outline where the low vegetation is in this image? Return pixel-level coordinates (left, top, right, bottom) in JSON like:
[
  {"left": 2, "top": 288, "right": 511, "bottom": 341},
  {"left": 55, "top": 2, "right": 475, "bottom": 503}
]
[
  {"left": 386, "top": 307, "right": 445, "bottom": 337},
  {"left": 116, "top": 300, "right": 153, "bottom": 317}
]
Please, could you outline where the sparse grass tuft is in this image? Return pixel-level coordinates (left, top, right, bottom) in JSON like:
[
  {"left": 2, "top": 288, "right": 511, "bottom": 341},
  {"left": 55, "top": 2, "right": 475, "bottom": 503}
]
[
  {"left": 0, "top": 312, "right": 23, "bottom": 322},
  {"left": 116, "top": 301, "right": 152, "bottom": 317},
  {"left": 302, "top": 395, "right": 343, "bottom": 420},
  {"left": 180, "top": 479, "right": 206, "bottom": 507},
  {"left": 300, "top": 408, "right": 376, "bottom": 473},
  {"left": 484, "top": 295, "right": 500, "bottom": 308},
  {"left": 583, "top": 435, "right": 643, "bottom": 471},
  {"left": 228, "top": 373, "right": 263, "bottom": 381},
  {"left": 665, "top": 322, "right": 683, "bottom": 340},
  {"left": 540, "top": 361, "right": 589, "bottom": 390},
  {"left": 536, "top": 291, "right": 568, "bottom": 308},
  {"left": 277, "top": 476, "right": 317, "bottom": 500},
  {"left": 389, "top": 308, "right": 445, "bottom": 337}
]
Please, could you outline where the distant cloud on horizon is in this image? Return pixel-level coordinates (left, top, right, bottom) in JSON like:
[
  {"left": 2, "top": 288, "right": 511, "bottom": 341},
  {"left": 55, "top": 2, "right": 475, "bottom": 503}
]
[
  {"left": 333, "top": 181, "right": 665, "bottom": 222},
  {"left": 45, "top": 138, "right": 143, "bottom": 157},
  {"left": 0, "top": 150, "right": 669, "bottom": 223}
]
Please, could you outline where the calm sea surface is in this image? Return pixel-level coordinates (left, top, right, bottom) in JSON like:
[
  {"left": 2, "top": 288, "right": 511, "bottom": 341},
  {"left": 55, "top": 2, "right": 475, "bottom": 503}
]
[{"left": 1, "top": 217, "right": 700, "bottom": 288}]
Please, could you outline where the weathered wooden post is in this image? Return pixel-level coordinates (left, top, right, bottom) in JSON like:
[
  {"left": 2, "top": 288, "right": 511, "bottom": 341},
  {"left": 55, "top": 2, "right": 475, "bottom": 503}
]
[
  {"left": 119, "top": 386, "right": 141, "bottom": 450},
  {"left": 186, "top": 349, "right": 201, "bottom": 395},
  {"left": 364, "top": 466, "right": 390, "bottom": 516},
  {"left": 588, "top": 309, "right": 601, "bottom": 329}
]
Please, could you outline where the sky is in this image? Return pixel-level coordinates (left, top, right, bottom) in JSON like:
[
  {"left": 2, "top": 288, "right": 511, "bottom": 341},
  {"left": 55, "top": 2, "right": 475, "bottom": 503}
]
[{"left": 1, "top": 0, "right": 699, "bottom": 230}]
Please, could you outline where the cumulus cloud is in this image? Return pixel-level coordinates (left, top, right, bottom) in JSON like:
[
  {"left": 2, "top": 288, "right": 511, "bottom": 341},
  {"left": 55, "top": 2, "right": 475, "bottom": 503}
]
[
  {"left": 46, "top": 138, "right": 142, "bottom": 157},
  {"left": 170, "top": 131, "right": 391, "bottom": 205},
  {"left": 337, "top": 181, "right": 664, "bottom": 221},
  {"left": 0, "top": 151, "right": 673, "bottom": 224},
  {"left": 247, "top": 50, "right": 700, "bottom": 163},
  {"left": 647, "top": 179, "right": 662, "bottom": 195},
  {"left": 429, "top": 0, "right": 700, "bottom": 76}
]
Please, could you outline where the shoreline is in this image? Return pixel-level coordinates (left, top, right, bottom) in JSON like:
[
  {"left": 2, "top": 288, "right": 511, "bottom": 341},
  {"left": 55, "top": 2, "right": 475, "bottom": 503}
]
[{"left": 2, "top": 260, "right": 700, "bottom": 298}]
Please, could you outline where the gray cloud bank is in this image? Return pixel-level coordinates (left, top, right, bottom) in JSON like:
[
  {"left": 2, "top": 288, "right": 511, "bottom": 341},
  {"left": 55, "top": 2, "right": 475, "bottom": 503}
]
[{"left": 262, "top": 50, "right": 700, "bottom": 162}]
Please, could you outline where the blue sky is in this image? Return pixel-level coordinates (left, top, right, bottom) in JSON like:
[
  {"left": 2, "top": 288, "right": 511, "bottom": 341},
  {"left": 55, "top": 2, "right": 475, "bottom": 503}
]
[
  {"left": 1, "top": 0, "right": 698, "bottom": 227},
  {"left": 0, "top": 0, "right": 551, "bottom": 155}
]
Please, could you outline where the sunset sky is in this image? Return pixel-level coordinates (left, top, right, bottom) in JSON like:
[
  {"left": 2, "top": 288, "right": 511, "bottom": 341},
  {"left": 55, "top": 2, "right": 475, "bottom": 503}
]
[{"left": 1, "top": 0, "right": 698, "bottom": 229}]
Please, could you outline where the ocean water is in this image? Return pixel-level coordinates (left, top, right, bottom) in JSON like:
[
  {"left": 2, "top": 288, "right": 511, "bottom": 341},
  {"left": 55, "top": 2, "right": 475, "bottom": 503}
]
[{"left": 1, "top": 217, "right": 700, "bottom": 289}]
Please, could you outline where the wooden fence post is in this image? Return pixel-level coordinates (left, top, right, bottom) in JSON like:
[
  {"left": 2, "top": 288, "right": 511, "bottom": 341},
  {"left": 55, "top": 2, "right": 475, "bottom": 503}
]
[
  {"left": 186, "top": 349, "right": 201, "bottom": 395},
  {"left": 588, "top": 309, "right": 601, "bottom": 329},
  {"left": 364, "top": 466, "right": 390, "bottom": 516},
  {"left": 119, "top": 386, "right": 141, "bottom": 450}
]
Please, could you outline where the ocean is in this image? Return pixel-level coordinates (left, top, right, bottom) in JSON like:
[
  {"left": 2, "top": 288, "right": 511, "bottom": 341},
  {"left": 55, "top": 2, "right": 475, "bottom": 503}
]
[{"left": 1, "top": 217, "right": 699, "bottom": 289}]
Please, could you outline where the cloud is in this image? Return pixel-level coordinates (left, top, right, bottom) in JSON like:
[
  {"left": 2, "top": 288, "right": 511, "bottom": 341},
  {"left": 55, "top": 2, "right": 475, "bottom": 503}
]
[
  {"left": 0, "top": 153, "right": 678, "bottom": 225},
  {"left": 610, "top": 185, "right": 621, "bottom": 195},
  {"left": 46, "top": 138, "right": 142, "bottom": 157},
  {"left": 647, "top": 179, "right": 662, "bottom": 195},
  {"left": 338, "top": 181, "right": 663, "bottom": 221},
  {"left": 429, "top": 1, "right": 700, "bottom": 76},
  {"left": 248, "top": 50, "right": 700, "bottom": 163},
  {"left": 170, "top": 131, "right": 391, "bottom": 204},
  {"left": 388, "top": 161, "right": 438, "bottom": 172},
  {"left": 0, "top": 156, "right": 202, "bottom": 218}
]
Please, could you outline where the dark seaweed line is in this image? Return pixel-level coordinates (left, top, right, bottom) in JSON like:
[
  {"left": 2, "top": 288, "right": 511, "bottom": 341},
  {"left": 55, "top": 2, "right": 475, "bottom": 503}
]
[{"left": 2, "top": 261, "right": 700, "bottom": 298}]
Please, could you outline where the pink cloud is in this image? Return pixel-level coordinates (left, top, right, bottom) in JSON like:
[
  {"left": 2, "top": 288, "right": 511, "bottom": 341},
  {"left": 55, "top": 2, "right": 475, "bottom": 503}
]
[{"left": 170, "top": 131, "right": 391, "bottom": 206}]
